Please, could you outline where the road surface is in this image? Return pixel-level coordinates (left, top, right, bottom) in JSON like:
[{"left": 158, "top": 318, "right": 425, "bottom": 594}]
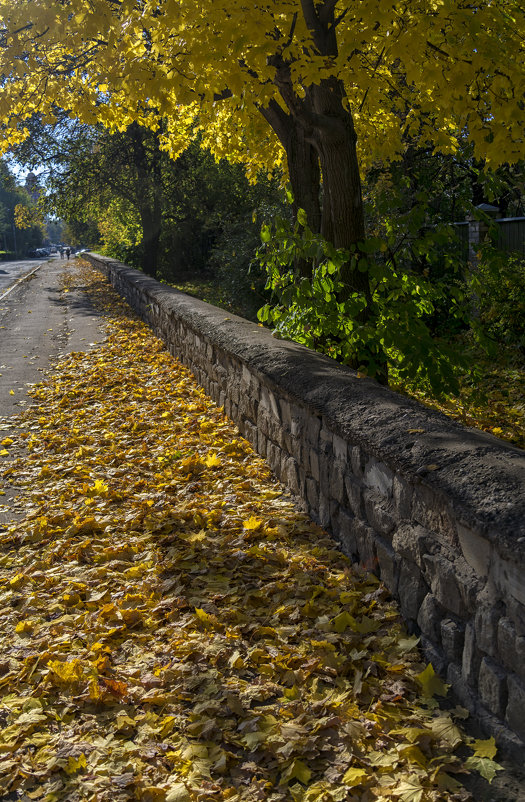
[{"left": 0, "top": 255, "right": 56, "bottom": 295}]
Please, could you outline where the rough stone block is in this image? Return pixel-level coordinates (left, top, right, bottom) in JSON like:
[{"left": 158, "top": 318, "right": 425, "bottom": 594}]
[
  {"left": 319, "top": 491, "right": 332, "bottom": 529},
  {"left": 457, "top": 523, "right": 491, "bottom": 578},
  {"left": 447, "top": 662, "right": 477, "bottom": 711},
  {"left": 289, "top": 435, "right": 302, "bottom": 465},
  {"left": 374, "top": 535, "right": 398, "bottom": 594},
  {"left": 392, "top": 523, "right": 435, "bottom": 569},
  {"left": 398, "top": 561, "right": 428, "bottom": 622},
  {"left": 454, "top": 561, "right": 482, "bottom": 615},
  {"left": 507, "top": 597, "right": 525, "bottom": 638},
  {"left": 337, "top": 510, "right": 358, "bottom": 560},
  {"left": 423, "top": 553, "right": 464, "bottom": 617},
  {"left": 412, "top": 485, "right": 457, "bottom": 545},
  {"left": 497, "top": 617, "right": 517, "bottom": 671},
  {"left": 344, "top": 473, "right": 364, "bottom": 518},
  {"left": 417, "top": 593, "right": 444, "bottom": 644},
  {"left": 363, "top": 491, "right": 395, "bottom": 538},
  {"left": 490, "top": 552, "right": 525, "bottom": 607},
  {"left": 393, "top": 474, "right": 413, "bottom": 520},
  {"left": 308, "top": 448, "right": 320, "bottom": 482},
  {"left": 279, "top": 398, "right": 292, "bottom": 432},
  {"left": 319, "top": 454, "right": 332, "bottom": 497},
  {"left": 243, "top": 420, "right": 258, "bottom": 451},
  {"left": 441, "top": 618, "right": 465, "bottom": 663},
  {"left": 350, "top": 445, "right": 365, "bottom": 477},
  {"left": 506, "top": 674, "right": 525, "bottom": 741},
  {"left": 462, "top": 622, "right": 480, "bottom": 687},
  {"left": 475, "top": 600, "right": 505, "bottom": 659},
  {"left": 364, "top": 460, "right": 394, "bottom": 499},
  {"left": 267, "top": 443, "right": 281, "bottom": 476},
  {"left": 282, "top": 457, "right": 301, "bottom": 497},
  {"left": 259, "top": 385, "right": 280, "bottom": 420},
  {"left": 319, "top": 428, "right": 333, "bottom": 456},
  {"left": 330, "top": 462, "right": 346, "bottom": 505},
  {"left": 354, "top": 522, "right": 378, "bottom": 573},
  {"left": 332, "top": 433, "right": 348, "bottom": 463},
  {"left": 258, "top": 431, "right": 268, "bottom": 458},
  {"left": 306, "top": 477, "right": 319, "bottom": 514},
  {"left": 479, "top": 657, "right": 508, "bottom": 718},
  {"left": 420, "top": 635, "right": 447, "bottom": 676},
  {"left": 305, "top": 415, "right": 321, "bottom": 446}
]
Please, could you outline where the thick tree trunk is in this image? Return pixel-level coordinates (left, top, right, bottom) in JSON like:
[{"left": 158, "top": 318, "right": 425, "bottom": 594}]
[
  {"left": 128, "top": 123, "right": 163, "bottom": 280},
  {"left": 310, "top": 79, "right": 369, "bottom": 294},
  {"left": 261, "top": 101, "right": 321, "bottom": 277}
]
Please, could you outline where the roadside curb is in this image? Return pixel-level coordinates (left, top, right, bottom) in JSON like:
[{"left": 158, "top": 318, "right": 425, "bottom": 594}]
[{"left": 0, "top": 261, "right": 47, "bottom": 302}]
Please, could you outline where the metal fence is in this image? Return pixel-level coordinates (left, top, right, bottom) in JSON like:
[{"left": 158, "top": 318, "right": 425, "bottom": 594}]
[
  {"left": 495, "top": 217, "right": 525, "bottom": 256},
  {"left": 453, "top": 216, "right": 525, "bottom": 262}
]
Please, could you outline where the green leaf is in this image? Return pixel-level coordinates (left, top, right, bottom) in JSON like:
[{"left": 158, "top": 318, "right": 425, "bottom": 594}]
[
  {"left": 297, "top": 208, "right": 308, "bottom": 227},
  {"left": 281, "top": 759, "right": 312, "bottom": 785},
  {"left": 415, "top": 663, "right": 448, "bottom": 697},
  {"left": 260, "top": 224, "right": 271, "bottom": 242},
  {"left": 465, "top": 755, "right": 503, "bottom": 783}
]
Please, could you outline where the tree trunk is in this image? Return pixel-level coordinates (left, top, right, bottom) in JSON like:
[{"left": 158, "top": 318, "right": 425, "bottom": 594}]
[
  {"left": 128, "top": 123, "right": 163, "bottom": 280},
  {"left": 261, "top": 101, "right": 321, "bottom": 277},
  {"left": 310, "top": 79, "right": 369, "bottom": 295}
]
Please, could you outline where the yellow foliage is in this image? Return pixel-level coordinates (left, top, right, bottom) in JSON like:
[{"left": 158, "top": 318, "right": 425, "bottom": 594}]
[{"left": 0, "top": 0, "right": 523, "bottom": 173}]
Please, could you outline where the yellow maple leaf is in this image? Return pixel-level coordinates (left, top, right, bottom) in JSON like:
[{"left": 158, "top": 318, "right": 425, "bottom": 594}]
[
  {"left": 342, "top": 767, "right": 368, "bottom": 786},
  {"left": 243, "top": 515, "right": 263, "bottom": 531},
  {"left": 48, "top": 659, "right": 84, "bottom": 684},
  {"left": 472, "top": 736, "right": 497, "bottom": 759},
  {"left": 205, "top": 452, "right": 221, "bottom": 468},
  {"left": 65, "top": 753, "right": 87, "bottom": 774}
]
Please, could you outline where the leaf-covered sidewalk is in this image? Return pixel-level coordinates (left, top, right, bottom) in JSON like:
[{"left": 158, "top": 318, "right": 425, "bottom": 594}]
[{"left": 0, "top": 264, "right": 497, "bottom": 801}]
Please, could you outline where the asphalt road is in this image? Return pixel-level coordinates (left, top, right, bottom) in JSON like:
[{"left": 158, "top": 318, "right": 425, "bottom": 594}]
[
  {"left": 0, "top": 256, "right": 52, "bottom": 294},
  {"left": 0, "top": 257, "right": 106, "bottom": 525}
]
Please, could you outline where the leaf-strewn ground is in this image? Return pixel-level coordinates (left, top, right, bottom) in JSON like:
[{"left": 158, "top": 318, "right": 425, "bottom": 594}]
[{"left": 0, "top": 264, "right": 497, "bottom": 801}]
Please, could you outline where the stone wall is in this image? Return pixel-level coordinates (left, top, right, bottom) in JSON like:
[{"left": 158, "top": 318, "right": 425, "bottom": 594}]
[{"left": 86, "top": 253, "right": 525, "bottom": 755}]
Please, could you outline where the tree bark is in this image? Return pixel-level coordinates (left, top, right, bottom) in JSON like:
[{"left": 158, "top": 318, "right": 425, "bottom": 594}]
[
  {"left": 261, "top": 100, "right": 321, "bottom": 277},
  {"left": 139, "top": 205, "right": 161, "bottom": 279},
  {"left": 129, "top": 123, "right": 163, "bottom": 279}
]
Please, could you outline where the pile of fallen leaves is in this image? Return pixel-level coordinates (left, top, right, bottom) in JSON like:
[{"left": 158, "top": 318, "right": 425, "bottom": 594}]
[{"left": 0, "top": 263, "right": 500, "bottom": 802}]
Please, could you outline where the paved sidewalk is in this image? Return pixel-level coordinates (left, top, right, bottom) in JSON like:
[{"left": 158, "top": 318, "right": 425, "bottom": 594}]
[{"left": 0, "top": 259, "right": 105, "bottom": 525}]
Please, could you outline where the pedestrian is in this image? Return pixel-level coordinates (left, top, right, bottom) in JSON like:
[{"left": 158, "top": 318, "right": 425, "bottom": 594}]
[
  {"left": 66, "top": 247, "right": 70, "bottom": 260},
  {"left": 60, "top": 247, "right": 64, "bottom": 258}
]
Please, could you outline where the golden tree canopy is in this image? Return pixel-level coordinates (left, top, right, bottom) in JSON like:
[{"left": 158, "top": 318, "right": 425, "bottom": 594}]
[{"left": 0, "top": 0, "right": 523, "bottom": 174}]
